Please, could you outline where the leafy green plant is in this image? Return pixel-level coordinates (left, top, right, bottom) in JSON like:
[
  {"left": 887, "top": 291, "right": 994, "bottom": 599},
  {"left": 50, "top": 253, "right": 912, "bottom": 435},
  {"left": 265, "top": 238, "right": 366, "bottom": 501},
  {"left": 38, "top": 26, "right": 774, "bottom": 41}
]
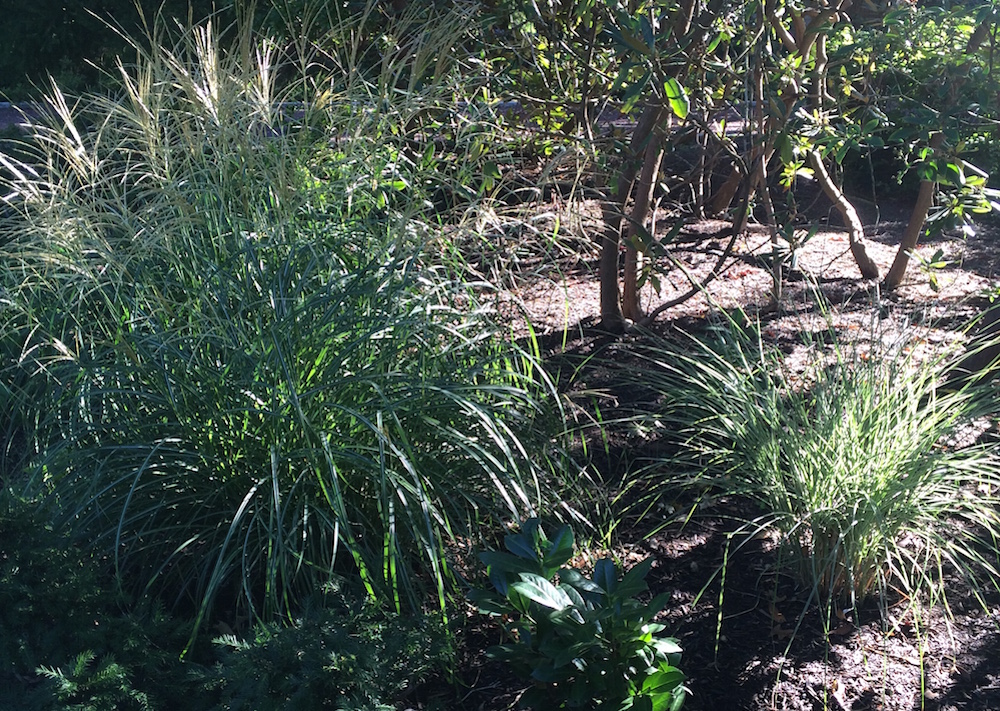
[
  {"left": 631, "top": 310, "right": 1000, "bottom": 615},
  {"left": 908, "top": 247, "right": 951, "bottom": 292},
  {"left": 1, "top": 490, "right": 448, "bottom": 710},
  {"left": 472, "top": 519, "right": 687, "bottom": 711}
]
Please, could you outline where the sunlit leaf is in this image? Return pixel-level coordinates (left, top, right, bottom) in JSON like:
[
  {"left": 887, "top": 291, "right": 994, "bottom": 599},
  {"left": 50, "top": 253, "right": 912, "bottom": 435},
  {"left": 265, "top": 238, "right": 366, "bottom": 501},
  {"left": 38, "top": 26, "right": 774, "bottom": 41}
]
[{"left": 663, "top": 77, "right": 689, "bottom": 119}]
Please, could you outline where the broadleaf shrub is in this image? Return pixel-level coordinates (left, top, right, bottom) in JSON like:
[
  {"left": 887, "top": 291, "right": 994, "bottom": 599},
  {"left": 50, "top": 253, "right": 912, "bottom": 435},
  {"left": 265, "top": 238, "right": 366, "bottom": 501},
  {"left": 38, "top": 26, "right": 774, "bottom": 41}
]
[{"left": 472, "top": 519, "right": 687, "bottom": 711}]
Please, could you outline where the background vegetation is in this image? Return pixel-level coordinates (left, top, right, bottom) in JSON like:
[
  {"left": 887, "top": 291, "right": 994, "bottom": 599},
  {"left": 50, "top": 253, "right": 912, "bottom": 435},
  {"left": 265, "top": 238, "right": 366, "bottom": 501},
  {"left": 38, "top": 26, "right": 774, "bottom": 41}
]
[{"left": 0, "top": 0, "right": 227, "bottom": 98}]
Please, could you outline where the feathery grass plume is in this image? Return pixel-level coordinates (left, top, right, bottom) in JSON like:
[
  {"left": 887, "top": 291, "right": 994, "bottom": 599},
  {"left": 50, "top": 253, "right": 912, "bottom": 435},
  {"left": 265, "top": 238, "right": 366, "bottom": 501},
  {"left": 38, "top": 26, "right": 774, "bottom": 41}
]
[
  {"left": 628, "top": 308, "right": 1000, "bottom": 619},
  {"left": 0, "top": 2, "right": 564, "bottom": 638}
]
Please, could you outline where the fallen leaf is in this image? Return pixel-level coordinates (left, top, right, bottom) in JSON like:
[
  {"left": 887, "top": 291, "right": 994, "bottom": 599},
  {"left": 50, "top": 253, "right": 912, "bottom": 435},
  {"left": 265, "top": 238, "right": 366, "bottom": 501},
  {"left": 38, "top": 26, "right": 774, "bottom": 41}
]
[
  {"left": 769, "top": 601, "right": 786, "bottom": 624},
  {"left": 828, "top": 621, "right": 854, "bottom": 637},
  {"left": 772, "top": 626, "right": 794, "bottom": 640}
]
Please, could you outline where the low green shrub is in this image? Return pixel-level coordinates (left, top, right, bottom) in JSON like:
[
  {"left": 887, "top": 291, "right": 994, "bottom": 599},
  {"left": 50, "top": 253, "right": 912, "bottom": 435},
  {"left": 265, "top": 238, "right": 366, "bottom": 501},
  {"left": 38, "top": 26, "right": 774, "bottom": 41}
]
[
  {"left": 0, "top": 494, "right": 202, "bottom": 711},
  {"left": 0, "top": 493, "right": 451, "bottom": 710},
  {"left": 38, "top": 652, "right": 152, "bottom": 711},
  {"left": 200, "top": 591, "right": 450, "bottom": 711},
  {"left": 0, "top": 497, "right": 109, "bottom": 687},
  {"left": 632, "top": 312, "right": 1000, "bottom": 614},
  {"left": 472, "top": 519, "right": 687, "bottom": 711}
]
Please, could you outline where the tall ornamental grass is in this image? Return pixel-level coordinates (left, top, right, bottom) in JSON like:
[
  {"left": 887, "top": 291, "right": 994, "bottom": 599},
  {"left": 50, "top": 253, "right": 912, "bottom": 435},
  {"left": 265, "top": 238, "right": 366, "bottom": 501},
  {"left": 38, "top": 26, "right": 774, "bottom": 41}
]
[
  {"left": 631, "top": 313, "right": 1000, "bottom": 615},
  {"left": 0, "top": 6, "right": 559, "bottom": 630}
]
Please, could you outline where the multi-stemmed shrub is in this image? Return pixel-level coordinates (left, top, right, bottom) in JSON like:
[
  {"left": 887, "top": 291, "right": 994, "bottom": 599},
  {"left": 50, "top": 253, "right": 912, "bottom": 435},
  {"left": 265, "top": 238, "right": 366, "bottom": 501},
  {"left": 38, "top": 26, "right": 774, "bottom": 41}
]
[
  {"left": 631, "top": 312, "right": 1000, "bottom": 616},
  {"left": 0, "top": 6, "right": 560, "bottom": 635}
]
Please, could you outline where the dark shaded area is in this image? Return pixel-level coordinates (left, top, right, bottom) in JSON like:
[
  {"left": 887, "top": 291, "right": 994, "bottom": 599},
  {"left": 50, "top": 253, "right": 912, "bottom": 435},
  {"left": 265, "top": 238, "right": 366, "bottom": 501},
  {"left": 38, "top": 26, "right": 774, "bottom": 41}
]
[{"left": 0, "top": 0, "right": 228, "bottom": 99}]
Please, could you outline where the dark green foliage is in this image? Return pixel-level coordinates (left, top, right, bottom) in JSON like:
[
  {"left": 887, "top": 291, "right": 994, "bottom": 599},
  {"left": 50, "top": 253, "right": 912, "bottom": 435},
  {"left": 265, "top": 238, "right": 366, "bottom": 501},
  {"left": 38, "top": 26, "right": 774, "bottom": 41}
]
[
  {"left": 0, "top": 493, "right": 452, "bottom": 711},
  {"left": 472, "top": 519, "right": 687, "bottom": 711},
  {"left": 38, "top": 652, "right": 151, "bottom": 711},
  {"left": 0, "top": 0, "right": 227, "bottom": 99},
  {"left": 0, "top": 497, "right": 108, "bottom": 682},
  {"left": 0, "top": 494, "right": 203, "bottom": 711},
  {"left": 200, "top": 593, "right": 451, "bottom": 711}
]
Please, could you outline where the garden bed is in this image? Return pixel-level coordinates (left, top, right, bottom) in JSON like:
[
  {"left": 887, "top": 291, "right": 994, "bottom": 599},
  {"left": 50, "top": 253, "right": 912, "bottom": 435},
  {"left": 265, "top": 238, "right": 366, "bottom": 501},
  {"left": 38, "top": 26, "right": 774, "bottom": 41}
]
[
  {"left": 4, "top": 6, "right": 1000, "bottom": 708},
  {"left": 439, "top": 205, "right": 1000, "bottom": 711}
]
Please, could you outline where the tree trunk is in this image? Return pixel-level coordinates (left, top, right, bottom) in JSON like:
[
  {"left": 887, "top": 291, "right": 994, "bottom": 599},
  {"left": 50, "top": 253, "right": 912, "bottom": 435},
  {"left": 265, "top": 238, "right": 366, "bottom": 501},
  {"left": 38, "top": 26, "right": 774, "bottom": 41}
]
[
  {"left": 599, "top": 105, "right": 662, "bottom": 332},
  {"left": 883, "top": 132, "right": 945, "bottom": 290},
  {"left": 806, "top": 150, "right": 880, "bottom": 280},
  {"left": 709, "top": 165, "right": 744, "bottom": 216},
  {"left": 622, "top": 114, "right": 669, "bottom": 322}
]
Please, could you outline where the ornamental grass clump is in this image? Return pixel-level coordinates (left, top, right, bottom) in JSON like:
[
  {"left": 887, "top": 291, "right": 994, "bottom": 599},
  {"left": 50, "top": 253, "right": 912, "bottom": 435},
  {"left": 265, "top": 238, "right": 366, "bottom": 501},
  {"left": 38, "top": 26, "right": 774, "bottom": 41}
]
[
  {"left": 633, "top": 312, "right": 1000, "bottom": 614},
  {"left": 0, "top": 6, "right": 561, "bottom": 635}
]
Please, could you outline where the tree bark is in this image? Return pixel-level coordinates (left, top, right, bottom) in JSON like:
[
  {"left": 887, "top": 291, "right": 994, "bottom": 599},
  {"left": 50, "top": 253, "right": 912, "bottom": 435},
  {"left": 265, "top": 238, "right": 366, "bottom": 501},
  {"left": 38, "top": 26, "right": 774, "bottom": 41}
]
[
  {"left": 806, "top": 150, "right": 880, "bottom": 280},
  {"left": 622, "top": 113, "right": 669, "bottom": 321},
  {"left": 709, "top": 164, "right": 744, "bottom": 216},
  {"left": 882, "top": 132, "right": 944, "bottom": 289},
  {"left": 599, "top": 105, "right": 662, "bottom": 332}
]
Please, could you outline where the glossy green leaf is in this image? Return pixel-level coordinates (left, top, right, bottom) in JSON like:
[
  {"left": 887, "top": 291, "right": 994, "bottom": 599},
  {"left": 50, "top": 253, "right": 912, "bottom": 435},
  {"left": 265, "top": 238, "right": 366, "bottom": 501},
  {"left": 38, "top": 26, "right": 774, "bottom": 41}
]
[
  {"left": 479, "top": 550, "right": 526, "bottom": 577},
  {"left": 623, "top": 71, "right": 652, "bottom": 113},
  {"left": 640, "top": 15, "right": 655, "bottom": 53},
  {"left": 642, "top": 667, "right": 686, "bottom": 711},
  {"left": 663, "top": 77, "right": 689, "bottom": 119},
  {"left": 511, "top": 573, "right": 574, "bottom": 610},
  {"left": 652, "top": 636, "right": 683, "bottom": 658},
  {"left": 505, "top": 527, "right": 540, "bottom": 561},
  {"left": 469, "top": 590, "right": 512, "bottom": 616},
  {"left": 706, "top": 31, "right": 723, "bottom": 53},
  {"left": 593, "top": 558, "right": 619, "bottom": 594},
  {"left": 544, "top": 524, "right": 576, "bottom": 569},
  {"left": 560, "top": 566, "right": 605, "bottom": 595},
  {"left": 616, "top": 557, "right": 653, "bottom": 599}
]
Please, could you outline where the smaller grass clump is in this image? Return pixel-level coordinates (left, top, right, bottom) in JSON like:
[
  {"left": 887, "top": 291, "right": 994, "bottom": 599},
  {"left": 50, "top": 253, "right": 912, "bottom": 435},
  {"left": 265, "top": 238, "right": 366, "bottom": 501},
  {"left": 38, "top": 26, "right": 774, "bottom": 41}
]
[{"left": 632, "top": 312, "right": 1000, "bottom": 617}]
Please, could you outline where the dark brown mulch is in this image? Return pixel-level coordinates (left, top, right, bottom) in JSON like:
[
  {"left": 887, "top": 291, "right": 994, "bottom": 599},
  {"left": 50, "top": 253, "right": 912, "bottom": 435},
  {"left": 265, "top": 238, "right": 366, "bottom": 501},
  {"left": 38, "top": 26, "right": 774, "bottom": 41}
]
[{"left": 636, "top": 498, "right": 1000, "bottom": 711}]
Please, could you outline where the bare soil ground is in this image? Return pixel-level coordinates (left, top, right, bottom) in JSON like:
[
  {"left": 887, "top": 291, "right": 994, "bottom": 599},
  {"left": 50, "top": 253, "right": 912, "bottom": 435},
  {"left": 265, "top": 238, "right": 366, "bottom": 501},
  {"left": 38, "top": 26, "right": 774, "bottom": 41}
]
[{"left": 436, "top": 198, "right": 1000, "bottom": 711}]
